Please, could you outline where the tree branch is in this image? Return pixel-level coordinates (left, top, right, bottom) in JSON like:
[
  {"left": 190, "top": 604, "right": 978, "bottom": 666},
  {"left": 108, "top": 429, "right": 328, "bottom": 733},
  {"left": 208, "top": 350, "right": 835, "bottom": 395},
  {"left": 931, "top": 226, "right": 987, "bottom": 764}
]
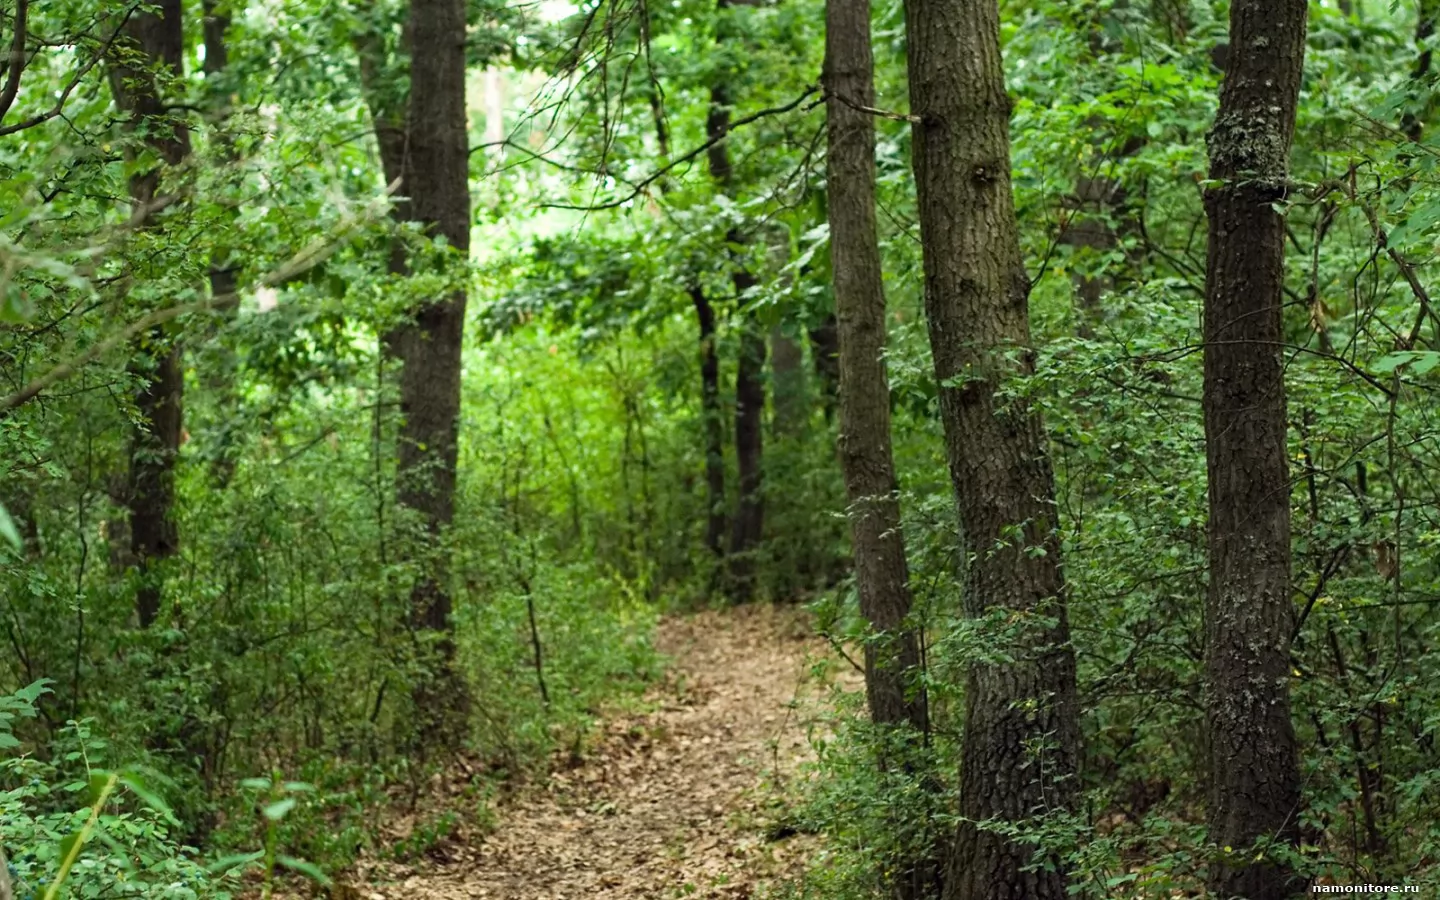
[{"left": 542, "top": 83, "right": 821, "bottom": 212}]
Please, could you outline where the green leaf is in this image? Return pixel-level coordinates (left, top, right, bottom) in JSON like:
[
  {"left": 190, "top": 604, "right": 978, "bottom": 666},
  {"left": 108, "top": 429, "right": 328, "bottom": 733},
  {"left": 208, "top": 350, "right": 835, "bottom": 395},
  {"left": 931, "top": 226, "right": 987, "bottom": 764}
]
[
  {"left": 206, "top": 850, "right": 264, "bottom": 874},
  {"left": 277, "top": 855, "right": 332, "bottom": 886},
  {"left": 0, "top": 502, "right": 21, "bottom": 549},
  {"left": 262, "top": 796, "right": 297, "bottom": 820}
]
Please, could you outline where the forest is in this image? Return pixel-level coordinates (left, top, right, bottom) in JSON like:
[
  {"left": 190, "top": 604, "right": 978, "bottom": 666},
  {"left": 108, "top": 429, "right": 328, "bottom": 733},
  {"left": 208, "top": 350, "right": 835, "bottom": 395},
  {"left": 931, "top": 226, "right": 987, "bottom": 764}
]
[{"left": 2, "top": 0, "right": 1439, "bottom": 897}]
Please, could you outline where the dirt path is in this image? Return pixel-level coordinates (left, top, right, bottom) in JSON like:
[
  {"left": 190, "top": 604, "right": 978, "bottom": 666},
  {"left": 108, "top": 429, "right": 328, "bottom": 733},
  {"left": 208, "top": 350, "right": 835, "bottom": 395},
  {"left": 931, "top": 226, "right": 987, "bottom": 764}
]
[{"left": 368, "top": 604, "right": 842, "bottom": 900}]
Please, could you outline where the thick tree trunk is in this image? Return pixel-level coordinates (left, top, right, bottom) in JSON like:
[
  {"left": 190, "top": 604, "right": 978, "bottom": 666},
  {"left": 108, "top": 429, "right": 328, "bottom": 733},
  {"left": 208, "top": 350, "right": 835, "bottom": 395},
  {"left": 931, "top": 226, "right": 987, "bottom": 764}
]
[
  {"left": 825, "top": 1, "right": 932, "bottom": 894},
  {"left": 706, "top": 0, "right": 766, "bottom": 600},
  {"left": 1201, "top": 1, "right": 1309, "bottom": 896},
  {"left": 690, "top": 286, "right": 728, "bottom": 557},
  {"left": 109, "top": 0, "right": 190, "bottom": 630},
  {"left": 395, "top": 0, "right": 472, "bottom": 743},
  {"left": 902, "top": 0, "right": 1081, "bottom": 897},
  {"left": 357, "top": 0, "right": 472, "bottom": 743}
]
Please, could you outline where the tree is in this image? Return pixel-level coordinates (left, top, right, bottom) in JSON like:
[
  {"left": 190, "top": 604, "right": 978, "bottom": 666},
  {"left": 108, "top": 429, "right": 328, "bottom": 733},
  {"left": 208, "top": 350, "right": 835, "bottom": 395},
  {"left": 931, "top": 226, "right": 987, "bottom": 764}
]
[
  {"left": 1201, "top": 0, "right": 1309, "bottom": 895},
  {"left": 902, "top": 0, "right": 1081, "bottom": 895},
  {"left": 824, "top": 0, "right": 925, "bottom": 761},
  {"left": 825, "top": 0, "right": 931, "bottom": 893},
  {"left": 357, "top": 0, "right": 473, "bottom": 743},
  {"left": 108, "top": 0, "right": 191, "bottom": 629},
  {"left": 706, "top": 0, "right": 766, "bottom": 601}
]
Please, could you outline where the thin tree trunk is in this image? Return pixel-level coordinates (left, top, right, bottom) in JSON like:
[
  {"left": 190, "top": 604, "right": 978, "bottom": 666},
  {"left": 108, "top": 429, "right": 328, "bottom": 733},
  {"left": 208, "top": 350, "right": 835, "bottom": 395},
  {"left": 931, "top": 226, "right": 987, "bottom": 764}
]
[
  {"left": 202, "top": 0, "right": 242, "bottom": 488},
  {"left": 1404, "top": 0, "right": 1440, "bottom": 141},
  {"left": 1201, "top": 0, "right": 1309, "bottom": 896},
  {"left": 902, "top": 0, "right": 1081, "bottom": 896},
  {"left": 770, "top": 323, "right": 806, "bottom": 438},
  {"left": 809, "top": 311, "right": 841, "bottom": 420},
  {"left": 643, "top": 27, "right": 727, "bottom": 561},
  {"left": 825, "top": 0, "right": 932, "bottom": 893},
  {"left": 690, "top": 286, "right": 728, "bottom": 557},
  {"left": 109, "top": 0, "right": 190, "bottom": 630},
  {"left": 706, "top": 0, "right": 766, "bottom": 600}
]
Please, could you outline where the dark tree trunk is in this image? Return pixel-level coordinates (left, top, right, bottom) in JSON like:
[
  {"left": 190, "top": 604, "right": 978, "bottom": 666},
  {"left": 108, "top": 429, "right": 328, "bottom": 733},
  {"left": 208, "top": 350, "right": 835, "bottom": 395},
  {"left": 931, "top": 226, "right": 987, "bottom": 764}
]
[
  {"left": 690, "top": 286, "right": 728, "bottom": 557},
  {"left": 1201, "top": 1, "right": 1309, "bottom": 896},
  {"left": 706, "top": 0, "right": 766, "bottom": 600},
  {"left": 394, "top": 0, "right": 472, "bottom": 743},
  {"left": 109, "top": 0, "right": 190, "bottom": 630},
  {"left": 1404, "top": 0, "right": 1440, "bottom": 141},
  {"left": 825, "top": 0, "right": 932, "bottom": 893},
  {"left": 769, "top": 323, "right": 806, "bottom": 438},
  {"left": 356, "top": 0, "right": 472, "bottom": 743},
  {"left": 809, "top": 311, "right": 841, "bottom": 420},
  {"left": 902, "top": 0, "right": 1081, "bottom": 897},
  {"left": 825, "top": 0, "right": 925, "bottom": 740},
  {"left": 727, "top": 310, "right": 766, "bottom": 598}
]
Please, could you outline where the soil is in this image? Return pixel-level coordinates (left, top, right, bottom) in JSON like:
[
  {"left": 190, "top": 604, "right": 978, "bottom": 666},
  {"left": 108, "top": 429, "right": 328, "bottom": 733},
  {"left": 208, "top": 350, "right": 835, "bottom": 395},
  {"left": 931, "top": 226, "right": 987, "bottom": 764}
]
[{"left": 351, "top": 603, "right": 848, "bottom": 900}]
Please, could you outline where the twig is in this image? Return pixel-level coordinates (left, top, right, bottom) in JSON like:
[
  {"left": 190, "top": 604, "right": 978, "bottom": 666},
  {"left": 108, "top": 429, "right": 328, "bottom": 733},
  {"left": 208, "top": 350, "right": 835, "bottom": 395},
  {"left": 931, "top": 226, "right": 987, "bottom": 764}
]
[{"left": 542, "top": 84, "right": 821, "bottom": 211}]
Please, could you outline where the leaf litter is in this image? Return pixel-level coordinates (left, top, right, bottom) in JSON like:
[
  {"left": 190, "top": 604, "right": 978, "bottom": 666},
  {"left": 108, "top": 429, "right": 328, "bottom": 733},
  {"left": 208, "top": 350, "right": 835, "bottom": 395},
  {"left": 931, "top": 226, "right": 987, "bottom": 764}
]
[{"left": 345, "top": 603, "right": 850, "bottom": 900}]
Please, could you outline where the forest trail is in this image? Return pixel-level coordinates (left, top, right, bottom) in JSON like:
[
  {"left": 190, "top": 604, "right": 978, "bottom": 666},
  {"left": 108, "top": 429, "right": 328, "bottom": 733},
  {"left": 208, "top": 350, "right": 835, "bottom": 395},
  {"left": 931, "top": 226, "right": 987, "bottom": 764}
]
[{"left": 365, "top": 605, "right": 843, "bottom": 900}]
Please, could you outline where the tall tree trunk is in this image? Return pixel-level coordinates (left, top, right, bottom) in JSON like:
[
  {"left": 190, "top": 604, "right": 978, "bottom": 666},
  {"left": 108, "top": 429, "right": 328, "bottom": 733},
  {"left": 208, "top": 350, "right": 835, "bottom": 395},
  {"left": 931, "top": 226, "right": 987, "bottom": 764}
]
[
  {"left": 644, "top": 28, "right": 727, "bottom": 561},
  {"left": 357, "top": 0, "right": 472, "bottom": 744},
  {"left": 706, "top": 0, "right": 766, "bottom": 600},
  {"left": 201, "top": 0, "right": 242, "bottom": 488},
  {"left": 1201, "top": 0, "right": 1309, "bottom": 896},
  {"left": 394, "top": 0, "right": 472, "bottom": 744},
  {"left": 109, "top": 0, "right": 191, "bottom": 630},
  {"left": 690, "top": 286, "right": 728, "bottom": 557},
  {"left": 825, "top": 0, "right": 925, "bottom": 743},
  {"left": 902, "top": 0, "right": 1081, "bottom": 897},
  {"left": 825, "top": 0, "right": 932, "bottom": 894},
  {"left": 1404, "top": 0, "right": 1440, "bottom": 141}
]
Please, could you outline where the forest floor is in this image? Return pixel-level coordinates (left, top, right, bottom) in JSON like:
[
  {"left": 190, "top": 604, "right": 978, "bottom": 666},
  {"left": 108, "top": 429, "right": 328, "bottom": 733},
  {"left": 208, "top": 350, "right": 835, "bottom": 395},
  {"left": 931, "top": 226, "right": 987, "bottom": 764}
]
[{"left": 352, "top": 603, "right": 848, "bottom": 900}]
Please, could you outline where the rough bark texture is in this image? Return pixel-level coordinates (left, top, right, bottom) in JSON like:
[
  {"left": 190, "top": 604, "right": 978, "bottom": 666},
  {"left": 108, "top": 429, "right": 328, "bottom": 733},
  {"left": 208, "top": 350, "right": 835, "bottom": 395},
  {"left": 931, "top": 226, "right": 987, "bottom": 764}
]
[
  {"left": 395, "top": 0, "right": 471, "bottom": 741},
  {"left": 902, "top": 0, "right": 1081, "bottom": 897},
  {"left": 357, "top": 0, "right": 472, "bottom": 743},
  {"left": 1201, "top": 1, "right": 1309, "bottom": 896},
  {"left": 707, "top": 0, "right": 766, "bottom": 600},
  {"left": 826, "top": 3, "right": 932, "bottom": 893},
  {"left": 825, "top": 0, "right": 925, "bottom": 739},
  {"left": 109, "top": 0, "right": 190, "bottom": 630},
  {"left": 691, "top": 286, "right": 728, "bottom": 557}
]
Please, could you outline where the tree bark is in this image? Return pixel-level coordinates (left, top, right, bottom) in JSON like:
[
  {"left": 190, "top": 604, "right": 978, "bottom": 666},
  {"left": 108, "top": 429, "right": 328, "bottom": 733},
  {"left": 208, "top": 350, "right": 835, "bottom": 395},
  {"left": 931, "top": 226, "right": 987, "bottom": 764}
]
[
  {"left": 395, "top": 0, "right": 471, "bottom": 743},
  {"left": 809, "top": 311, "right": 841, "bottom": 420},
  {"left": 690, "top": 286, "right": 728, "bottom": 557},
  {"left": 825, "top": 0, "right": 925, "bottom": 742},
  {"left": 357, "top": 0, "right": 472, "bottom": 744},
  {"left": 902, "top": 0, "right": 1081, "bottom": 897},
  {"left": 1201, "top": 1, "right": 1309, "bottom": 896},
  {"left": 109, "top": 0, "right": 190, "bottom": 630},
  {"left": 825, "top": 1, "right": 932, "bottom": 894},
  {"left": 201, "top": 0, "right": 243, "bottom": 488},
  {"left": 706, "top": 0, "right": 766, "bottom": 600}
]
